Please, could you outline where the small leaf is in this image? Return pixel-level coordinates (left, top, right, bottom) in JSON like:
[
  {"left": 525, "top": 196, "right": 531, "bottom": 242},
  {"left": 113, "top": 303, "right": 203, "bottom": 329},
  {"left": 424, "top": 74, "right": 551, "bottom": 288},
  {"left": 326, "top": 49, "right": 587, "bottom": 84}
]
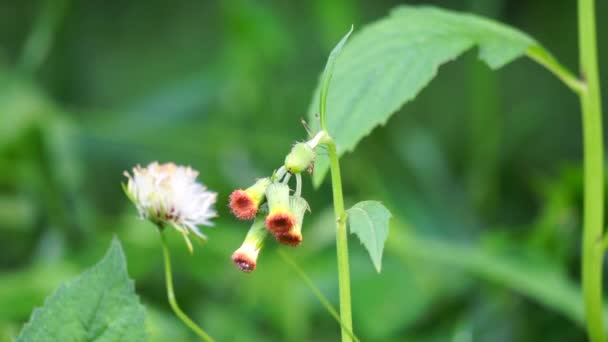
[
  {"left": 309, "top": 5, "right": 542, "bottom": 186},
  {"left": 347, "top": 201, "right": 391, "bottom": 272},
  {"left": 17, "top": 238, "right": 147, "bottom": 342}
]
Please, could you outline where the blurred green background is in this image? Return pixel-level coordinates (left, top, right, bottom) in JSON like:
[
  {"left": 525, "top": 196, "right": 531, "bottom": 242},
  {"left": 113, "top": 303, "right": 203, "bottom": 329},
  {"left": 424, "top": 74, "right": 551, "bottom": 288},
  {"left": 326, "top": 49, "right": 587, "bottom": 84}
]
[{"left": 1, "top": 0, "right": 607, "bottom": 341}]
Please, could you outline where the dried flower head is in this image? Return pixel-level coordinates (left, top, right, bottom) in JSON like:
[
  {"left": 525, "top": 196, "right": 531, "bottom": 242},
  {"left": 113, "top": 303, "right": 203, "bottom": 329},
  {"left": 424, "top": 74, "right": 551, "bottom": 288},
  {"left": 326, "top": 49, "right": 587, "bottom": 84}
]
[
  {"left": 232, "top": 212, "right": 268, "bottom": 272},
  {"left": 265, "top": 182, "right": 296, "bottom": 234},
  {"left": 229, "top": 178, "right": 271, "bottom": 220},
  {"left": 274, "top": 196, "right": 309, "bottom": 247},
  {"left": 123, "top": 162, "right": 217, "bottom": 251}
]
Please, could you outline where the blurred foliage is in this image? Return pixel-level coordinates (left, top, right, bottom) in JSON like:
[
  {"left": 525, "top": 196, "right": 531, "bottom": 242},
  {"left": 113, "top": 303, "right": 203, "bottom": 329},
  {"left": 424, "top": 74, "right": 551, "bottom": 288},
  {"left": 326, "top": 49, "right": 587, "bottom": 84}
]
[{"left": 0, "top": 0, "right": 607, "bottom": 341}]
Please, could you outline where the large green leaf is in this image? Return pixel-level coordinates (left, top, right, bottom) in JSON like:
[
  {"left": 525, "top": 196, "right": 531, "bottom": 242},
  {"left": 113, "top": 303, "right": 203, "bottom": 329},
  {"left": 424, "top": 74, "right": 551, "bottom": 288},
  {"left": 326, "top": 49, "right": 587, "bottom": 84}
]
[
  {"left": 17, "top": 238, "right": 147, "bottom": 342},
  {"left": 388, "top": 227, "right": 595, "bottom": 328},
  {"left": 308, "top": 5, "right": 538, "bottom": 186},
  {"left": 347, "top": 201, "right": 391, "bottom": 272}
]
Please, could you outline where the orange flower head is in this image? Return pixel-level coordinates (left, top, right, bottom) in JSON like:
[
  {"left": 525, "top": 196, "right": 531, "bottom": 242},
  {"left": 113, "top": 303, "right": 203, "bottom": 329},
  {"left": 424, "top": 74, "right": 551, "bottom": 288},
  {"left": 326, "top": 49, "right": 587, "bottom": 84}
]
[
  {"left": 228, "top": 178, "right": 271, "bottom": 220},
  {"left": 274, "top": 230, "right": 303, "bottom": 247},
  {"left": 265, "top": 211, "right": 296, "bottom": 234},
  {"left": 231, "top": 212, "right": 268, "bottom": 273},
  {"left": 274, "top": 196, "right": 308, "bottom": 247}
]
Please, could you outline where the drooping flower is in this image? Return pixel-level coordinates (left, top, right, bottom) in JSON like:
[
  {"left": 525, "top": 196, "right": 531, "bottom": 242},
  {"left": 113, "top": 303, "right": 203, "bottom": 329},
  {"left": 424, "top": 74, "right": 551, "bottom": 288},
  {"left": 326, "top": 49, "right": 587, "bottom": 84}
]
[
  {"left": 264, "top": 182, "right": 296, "bottom": 234},
  {"left": 274, "top": 196, "right": 309, "bottom": 247},
  {"left": 229, "top": 178, "right": 271, "bottom": 220},
  {"left": 123, "top": 162, "right": 217, "bottom": 251},
  {"left": 232, "top": 210, "right": 268, "bottom": 272}
]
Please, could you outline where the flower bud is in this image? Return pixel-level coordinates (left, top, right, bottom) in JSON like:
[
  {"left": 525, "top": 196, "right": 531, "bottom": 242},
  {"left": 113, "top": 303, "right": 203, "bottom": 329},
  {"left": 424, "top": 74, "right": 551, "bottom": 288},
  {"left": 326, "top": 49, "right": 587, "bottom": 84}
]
[
  {"left": 284, "top": 142, "right": 315, "bottom": 174},
  {"left": 274, "top": 196, "right": 309, "bottom": 247},
  {"left": 265, "top": 182, "right": 296, "bottom": 234},
  {"left": 232, "top": 212, "right": 268, "bottom": 272},
  {"left": 229, "top": 177, "right": 271, "bottom": 220}
]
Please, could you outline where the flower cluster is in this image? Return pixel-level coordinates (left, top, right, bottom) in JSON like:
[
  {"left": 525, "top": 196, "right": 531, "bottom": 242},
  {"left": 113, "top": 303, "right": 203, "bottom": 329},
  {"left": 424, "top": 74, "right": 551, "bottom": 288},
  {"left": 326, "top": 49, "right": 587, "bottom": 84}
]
[
  {"left": 229, "top": 131, "right": 328, "bottom": 272},
  {"left": 123, "top": 162, "right": 217, "bottom": 252}
]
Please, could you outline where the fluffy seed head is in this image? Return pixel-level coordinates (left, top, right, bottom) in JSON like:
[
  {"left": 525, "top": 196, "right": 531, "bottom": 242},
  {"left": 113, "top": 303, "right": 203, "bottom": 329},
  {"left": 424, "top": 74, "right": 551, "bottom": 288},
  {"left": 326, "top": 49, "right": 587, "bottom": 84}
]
[{"left": 123, "top": 162, "right": 217, "bottom": 247}]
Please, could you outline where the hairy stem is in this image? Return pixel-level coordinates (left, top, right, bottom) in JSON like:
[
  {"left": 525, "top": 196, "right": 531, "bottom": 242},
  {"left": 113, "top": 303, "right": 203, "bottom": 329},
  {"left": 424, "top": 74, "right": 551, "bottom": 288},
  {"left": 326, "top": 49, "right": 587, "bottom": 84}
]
[
  {"left": 578, "top": 0, "right": 605, "bottom": 340},
  {"left": 160, "top": 232, "right": 215, "bottom": 342},
  {"left": 325, "top": 138, "right": 353, "bottom": 342}
]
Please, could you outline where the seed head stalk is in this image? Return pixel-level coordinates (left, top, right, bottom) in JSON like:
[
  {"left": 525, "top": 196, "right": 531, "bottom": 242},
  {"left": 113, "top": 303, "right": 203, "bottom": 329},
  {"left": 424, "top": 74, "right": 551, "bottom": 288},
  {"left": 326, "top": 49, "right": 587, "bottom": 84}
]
[{"left": 160, "top": 232, "right": 215, "bottom": 342}]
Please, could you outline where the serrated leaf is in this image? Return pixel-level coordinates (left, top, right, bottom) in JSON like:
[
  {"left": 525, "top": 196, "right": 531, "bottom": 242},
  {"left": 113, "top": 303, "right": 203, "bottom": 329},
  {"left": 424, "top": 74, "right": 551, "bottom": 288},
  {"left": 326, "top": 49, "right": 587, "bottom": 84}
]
[
  {"left": 17, "top": 238, "right": 147, "bottom": 342},
  {"left": 347, "top": 201, "right": 391, "bottom": 272},
  {"left": 309, "top": 5, "right": 538, "bottom": 186}
]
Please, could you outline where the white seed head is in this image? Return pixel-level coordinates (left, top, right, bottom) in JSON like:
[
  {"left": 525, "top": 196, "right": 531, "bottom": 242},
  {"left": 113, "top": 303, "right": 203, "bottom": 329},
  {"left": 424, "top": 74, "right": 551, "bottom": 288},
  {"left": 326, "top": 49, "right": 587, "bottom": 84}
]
[{"left": 123, "top": 162, "right": 217, "bottom": 239}]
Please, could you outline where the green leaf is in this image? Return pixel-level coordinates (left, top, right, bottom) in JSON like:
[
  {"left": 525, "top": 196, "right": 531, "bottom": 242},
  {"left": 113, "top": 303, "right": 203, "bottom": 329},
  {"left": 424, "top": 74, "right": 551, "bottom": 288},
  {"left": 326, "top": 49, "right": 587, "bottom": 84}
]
[
  {"left": 17, "top": 238, "right": 147, "bottom": 342},
  {"left": 388, "top": 227, "right": 595, "bottom": 328},
  {"left": 309, "top": 5, "right": 538, "bottom": 186},
  {"left": 347, "top": 201, "right": 391, "bottom": 272},
  {"left": 319, "top": 25, "right": 353, "bottom": 128}
]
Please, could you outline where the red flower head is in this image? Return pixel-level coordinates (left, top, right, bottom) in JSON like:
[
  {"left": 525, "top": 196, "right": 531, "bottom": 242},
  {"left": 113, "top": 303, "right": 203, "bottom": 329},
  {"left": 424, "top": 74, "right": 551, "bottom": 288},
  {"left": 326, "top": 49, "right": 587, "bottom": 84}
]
[
  {"left": 231, "top": 212, "right": 268, "bottom": 272},
  {"left": 264, "top": 183, "right": 297, "bottom": 234},
  {"left": 274, "top": 230, "right": 302, "bottom": 247},
  {"left": 274, "top": 196, "right": 308, "bottom": 247},
  {"left": 265, "top": 211, "right": 296, "bottom": 234},
  {"left": 232, "top": 249, "right": 258, "bottom": 272},
  {"left": 229, "top": 178, "right": 271, "bottom": 220}
]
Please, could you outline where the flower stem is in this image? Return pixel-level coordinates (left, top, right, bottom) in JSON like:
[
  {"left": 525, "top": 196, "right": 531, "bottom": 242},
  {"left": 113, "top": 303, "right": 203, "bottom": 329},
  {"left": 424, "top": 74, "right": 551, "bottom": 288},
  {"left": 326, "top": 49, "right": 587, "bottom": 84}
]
[
  {"left": 325, "top": 137, "right": 353, "bottom": 342},
  {"left": 578, "top": 0, "right": 605, "bottom": 340},
  {"left": 160, "top": 232, "right": 215, "bottom": 342},
  {"left": 277, "top": 250, "right": 359, "bottom": 342}
]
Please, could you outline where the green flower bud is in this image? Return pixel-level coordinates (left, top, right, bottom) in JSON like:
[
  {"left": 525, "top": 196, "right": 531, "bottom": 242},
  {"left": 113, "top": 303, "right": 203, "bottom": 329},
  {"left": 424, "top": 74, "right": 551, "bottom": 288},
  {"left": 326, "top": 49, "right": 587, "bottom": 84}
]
[{"left": 284, "top": 142, "right": 315, "bottom": 174}]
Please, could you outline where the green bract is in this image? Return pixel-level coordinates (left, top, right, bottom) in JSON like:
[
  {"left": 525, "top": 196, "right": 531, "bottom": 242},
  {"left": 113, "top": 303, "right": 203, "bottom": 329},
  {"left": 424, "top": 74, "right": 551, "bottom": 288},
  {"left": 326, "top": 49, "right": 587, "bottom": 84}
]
[{"left": 266, "top": 182, "right": 291, "bottom": 213}]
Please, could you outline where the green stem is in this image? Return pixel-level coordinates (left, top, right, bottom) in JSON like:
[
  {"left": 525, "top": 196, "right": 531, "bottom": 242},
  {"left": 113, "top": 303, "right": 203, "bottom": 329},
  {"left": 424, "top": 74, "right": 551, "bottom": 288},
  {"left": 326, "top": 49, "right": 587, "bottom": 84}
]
[
  {"left": 578, "top": 0, "right": 605, "bottom": 341},
  {"left": 160, "top": 232, "right": 215, "bottom": 342},
  {"left": 325, "top": 137, "right": 354, "bottom": 342},
  {"left": 277, "top": 250, "right": 360, "bottom": 342}
]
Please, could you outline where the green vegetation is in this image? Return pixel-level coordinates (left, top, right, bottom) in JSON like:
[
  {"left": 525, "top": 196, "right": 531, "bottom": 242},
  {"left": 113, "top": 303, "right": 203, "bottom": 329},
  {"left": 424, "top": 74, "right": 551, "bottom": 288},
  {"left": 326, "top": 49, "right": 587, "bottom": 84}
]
[{"left": 0, "top": 0, "right": 606, "bottom": 341}]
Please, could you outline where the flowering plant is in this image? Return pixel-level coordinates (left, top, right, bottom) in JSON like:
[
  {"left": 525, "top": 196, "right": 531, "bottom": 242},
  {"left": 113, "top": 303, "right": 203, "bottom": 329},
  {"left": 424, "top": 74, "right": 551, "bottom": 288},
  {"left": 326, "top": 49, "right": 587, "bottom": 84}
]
[{"left": 123, "top": 162, "right": 217, "bottom": 341}]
